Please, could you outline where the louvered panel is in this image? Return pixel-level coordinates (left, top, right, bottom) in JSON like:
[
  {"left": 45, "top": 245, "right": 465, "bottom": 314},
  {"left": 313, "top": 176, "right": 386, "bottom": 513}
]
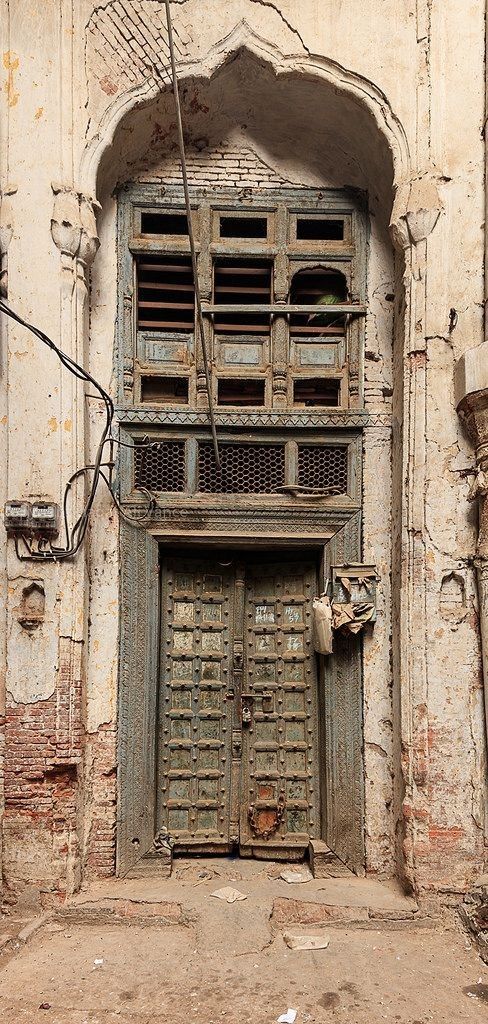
[
  {"left": 136, "top": 255, "right": 195, "bottom": 332},
  {"left": 214, "top": 259, "right": 272, "bottom": 336}
]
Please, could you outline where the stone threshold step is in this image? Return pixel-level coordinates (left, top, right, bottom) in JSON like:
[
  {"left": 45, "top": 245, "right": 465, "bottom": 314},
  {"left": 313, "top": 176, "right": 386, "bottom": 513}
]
[
  {"left": 53, "top": 899, "right": 190, "bottom": 927},
  {"left": 52, "top": 893, "right": 431, "bottom": 932},
  {"left": 271, "top": 897, "right": 436, "bottom": 931}
]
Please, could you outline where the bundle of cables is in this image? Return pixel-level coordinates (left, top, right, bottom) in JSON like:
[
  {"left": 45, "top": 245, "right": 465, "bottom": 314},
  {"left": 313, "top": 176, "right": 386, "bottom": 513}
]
[
  {"left": 0, "top": 0, "right": 223, "bottom": 562},
  {"left": 0, "top": 297, "right": 156, "bottom": 562}
]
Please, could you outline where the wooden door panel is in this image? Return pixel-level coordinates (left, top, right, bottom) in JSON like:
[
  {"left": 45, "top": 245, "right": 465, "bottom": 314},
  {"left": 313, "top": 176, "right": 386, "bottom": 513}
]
[
  {"left": 157, "top": 548, "right": 364, "bottom": 867},
  {"left": 321, "top": 515, "right": 365, "bottom": 873},
  {"left": 157, "top": 558, "right": 233, "bottom": 849},
  {"left": 239, "top": 561, "right": 319, "bottom": 853},
  {"left": 117, "top": 527, "right": 160, "bottom": 875}
]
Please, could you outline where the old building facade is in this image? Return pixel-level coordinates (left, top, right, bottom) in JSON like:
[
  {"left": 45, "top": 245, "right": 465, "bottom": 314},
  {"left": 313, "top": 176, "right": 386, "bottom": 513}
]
[{"left": 0, "top": 0, "right": 487, "bottom": 906}]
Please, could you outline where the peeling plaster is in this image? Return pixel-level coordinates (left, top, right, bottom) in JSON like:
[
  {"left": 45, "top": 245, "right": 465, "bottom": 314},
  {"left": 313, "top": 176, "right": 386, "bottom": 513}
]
[
  {"left": 3, "top": 51, "right": 19, "bottom": 108},
  {"left": 6, "top": 577, "right": 58, "bottom": 705}
]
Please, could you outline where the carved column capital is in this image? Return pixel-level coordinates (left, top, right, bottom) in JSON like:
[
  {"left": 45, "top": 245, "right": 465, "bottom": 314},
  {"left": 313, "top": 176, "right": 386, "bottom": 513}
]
[
  {"left": 390, "top": 169, "right": 445, "bottom": 253},
  {"left": 456, "top": 343, "right": 488, "bottom": 458},
  {"left": 51, "top": 183, "right": 100, "bottom": 267},
  {"left": 78, "top": 194, "right": 100, "bottom": 268}
]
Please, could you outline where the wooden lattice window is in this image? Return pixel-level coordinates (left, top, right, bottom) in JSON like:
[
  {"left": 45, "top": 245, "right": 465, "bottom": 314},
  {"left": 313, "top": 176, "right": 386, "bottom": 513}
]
[
  {"left": 289, "top": 269, "right": 348, "bottom": 337},
  {"left": 124, "top": 187, "right": 366, "bottom": 411}
]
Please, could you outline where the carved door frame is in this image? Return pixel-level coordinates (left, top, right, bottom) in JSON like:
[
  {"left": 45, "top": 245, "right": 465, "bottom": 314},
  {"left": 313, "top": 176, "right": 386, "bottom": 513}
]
[{"left": 116, "top": 512, "right": 364, "bottom": 876}]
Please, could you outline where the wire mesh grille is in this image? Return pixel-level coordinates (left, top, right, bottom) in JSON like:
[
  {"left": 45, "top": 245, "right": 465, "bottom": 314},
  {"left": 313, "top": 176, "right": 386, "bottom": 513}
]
[
  {"left": 297, "top": 444, "right": 348, "bottom": 493},
  {"left": 134, "top": 440, "right": 186, "bottom": 492},
  {"left": 198, "top": 443, "right": 285, "bottom": 494}
]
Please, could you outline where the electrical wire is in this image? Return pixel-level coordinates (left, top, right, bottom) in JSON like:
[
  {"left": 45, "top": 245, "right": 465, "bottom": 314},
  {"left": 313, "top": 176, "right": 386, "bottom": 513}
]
[
  {"left": 98, "top": 471, "right": 156, "bottom": 526},
  {"left": 0, "top": 297, "right": 113, "bottom": 560},
  {"left": 0, "top": 298, "right": 156, "bottom": 560},
  {"left": 63, "top": 465, "right": 156, "bottom": 528},
  {"left": 163, "top": 0, "right": 221, "bottom": 469},
  {"left": 1, "top": 1, "right": 223, "bottom": 559}
]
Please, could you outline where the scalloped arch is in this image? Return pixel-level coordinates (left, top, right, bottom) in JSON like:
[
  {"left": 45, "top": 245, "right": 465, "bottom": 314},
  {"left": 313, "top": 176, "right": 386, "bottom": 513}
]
[{"left": 79, "top": 19, "right": 410, "bottom": 200}]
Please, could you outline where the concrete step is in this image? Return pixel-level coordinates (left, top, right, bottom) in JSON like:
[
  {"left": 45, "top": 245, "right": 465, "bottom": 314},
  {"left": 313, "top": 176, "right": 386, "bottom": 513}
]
[
  {"left": 61, "top": 862, "right": 427, "bottom": 930},
  {"left": 53, "top": 898, "right": 188, "bottom": 927}
]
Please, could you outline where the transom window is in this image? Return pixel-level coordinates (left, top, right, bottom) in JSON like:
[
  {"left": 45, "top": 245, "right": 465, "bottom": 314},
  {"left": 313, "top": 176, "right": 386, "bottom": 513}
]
[
  {"left": 132, "top": 436, "right": 350, "bottom": 497},
  {"left": 121, "top": 187, "right": 366, "bottom": 411}
]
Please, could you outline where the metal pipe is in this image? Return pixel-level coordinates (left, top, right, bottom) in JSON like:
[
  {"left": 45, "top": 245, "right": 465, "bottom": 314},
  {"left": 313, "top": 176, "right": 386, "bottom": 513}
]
[{"left": 163, "top": 0, "right": 220, "bottom": 468}]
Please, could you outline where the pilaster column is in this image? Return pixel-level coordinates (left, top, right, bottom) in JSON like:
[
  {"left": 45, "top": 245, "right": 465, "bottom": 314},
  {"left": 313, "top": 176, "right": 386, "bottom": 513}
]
[
  {"left": 455, "top": 344, "right": 488, "bottom": 746},
  {"left": 50, "top": 183, "right": 99, "bottom": 892},
  {"left": 390, "top": 169, "right": 444, "bottom": 890}
]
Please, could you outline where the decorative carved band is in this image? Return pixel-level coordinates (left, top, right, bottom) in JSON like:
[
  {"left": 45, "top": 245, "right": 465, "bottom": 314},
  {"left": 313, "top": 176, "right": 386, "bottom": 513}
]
[
  {"left": 122, "top": 502, "right": 360, "bottom": 537},
  {"left": 117, "top": 408, "right": 392, "bottom": 429}
]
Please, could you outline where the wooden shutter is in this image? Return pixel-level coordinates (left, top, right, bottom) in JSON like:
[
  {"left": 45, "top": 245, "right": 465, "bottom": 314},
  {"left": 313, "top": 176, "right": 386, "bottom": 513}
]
[
  {"left": 136, "top": 255, "right": 195, "bottom": 332},
  {"left": 213, "top": 259, "right": 272, "bottom": 335},
  {"left": 320, "top": 513, "right": 365, "bottom": 874},
  {"left": 117, "top": 524, "right": 159, "bottom": 875}
]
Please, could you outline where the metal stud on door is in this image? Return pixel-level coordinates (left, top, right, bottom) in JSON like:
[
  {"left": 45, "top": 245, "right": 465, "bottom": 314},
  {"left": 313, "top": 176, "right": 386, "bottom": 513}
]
[{"left": 239, "top": 561, "right": 319, "bottom": 857}]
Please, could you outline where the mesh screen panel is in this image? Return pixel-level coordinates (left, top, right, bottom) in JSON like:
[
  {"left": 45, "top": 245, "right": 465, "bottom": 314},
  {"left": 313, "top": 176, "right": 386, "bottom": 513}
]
[
  {"left": 198, "top": 443, "right": 285, "bottom": 494},
  {"left": 134, "top": 440, "right": 186, "bottom": 492},
  {"left": 297, "top": 445, "right": 348, "bottom": 492}
]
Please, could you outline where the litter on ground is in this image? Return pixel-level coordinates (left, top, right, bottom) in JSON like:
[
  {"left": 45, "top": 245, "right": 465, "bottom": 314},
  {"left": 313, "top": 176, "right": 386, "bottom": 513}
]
[
  {"left": 209, "top": 886, "right": 248, "bottom": 903},
  {"left": 283, "top": 931, "right": 330, "bottom": 951},
  {"left": 280, "top": 868, "right": 313, "bottom": 884}
]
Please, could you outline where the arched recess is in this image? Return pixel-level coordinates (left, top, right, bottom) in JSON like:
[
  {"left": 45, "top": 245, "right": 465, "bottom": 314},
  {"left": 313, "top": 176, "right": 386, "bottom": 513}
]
[
  {"left": 80, "top": 13, "right": 410, "bottom": 201},
  {"left": 84, "top": 29, "right": 414, "bottom": 882}
]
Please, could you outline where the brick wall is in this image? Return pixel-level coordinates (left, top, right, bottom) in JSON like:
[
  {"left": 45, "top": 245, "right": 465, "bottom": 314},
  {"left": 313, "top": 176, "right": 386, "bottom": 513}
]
[
  {"left": 138, "top": 143, "right": 295, "bottom": 189},
  {"left": 3, "top": 640, "right": 83, "bottom": 906}
]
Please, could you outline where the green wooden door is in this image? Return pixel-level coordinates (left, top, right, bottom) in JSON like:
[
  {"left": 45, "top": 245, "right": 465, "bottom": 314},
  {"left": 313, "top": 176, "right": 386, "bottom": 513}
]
[
  {"left": 157, "top": 556, "right": 234, "bottom": 851},
  {"left": 157, "top": 552, "right": 319, "bottom": 856},
  {"left": 239, "top": 560, "right": 319, "bottom": 856}
]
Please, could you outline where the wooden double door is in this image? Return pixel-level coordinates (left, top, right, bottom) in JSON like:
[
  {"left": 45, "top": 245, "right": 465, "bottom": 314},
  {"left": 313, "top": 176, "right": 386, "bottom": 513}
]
[{"left": 157, "top": 551, "right": 320, "bottom": 857}]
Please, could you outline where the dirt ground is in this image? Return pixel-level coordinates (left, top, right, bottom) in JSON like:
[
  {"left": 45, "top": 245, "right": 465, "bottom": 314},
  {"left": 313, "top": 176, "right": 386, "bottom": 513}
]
[{"left": 0, "top": 858, "right": 487, "bottom": 1024}]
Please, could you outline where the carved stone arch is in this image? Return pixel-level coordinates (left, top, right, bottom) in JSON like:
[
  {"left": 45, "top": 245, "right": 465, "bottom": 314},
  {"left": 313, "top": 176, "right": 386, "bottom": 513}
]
[{"left": 79, "top": 9, "right": 411, "bottom": 202}]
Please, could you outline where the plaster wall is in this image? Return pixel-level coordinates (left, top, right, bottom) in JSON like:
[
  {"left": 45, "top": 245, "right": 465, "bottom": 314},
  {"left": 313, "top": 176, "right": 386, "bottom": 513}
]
[
  {"left": 0, "top": 0, "right": 487, "bottom": 904},
  {"left": 90, "top": 55, "right": 397, "bottom": 878}
]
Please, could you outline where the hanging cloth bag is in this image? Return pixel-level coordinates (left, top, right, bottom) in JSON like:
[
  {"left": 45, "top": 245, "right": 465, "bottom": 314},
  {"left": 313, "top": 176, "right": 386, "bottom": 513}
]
[{"left": 312, "top": 594, "right": 333, "bottom": 655}]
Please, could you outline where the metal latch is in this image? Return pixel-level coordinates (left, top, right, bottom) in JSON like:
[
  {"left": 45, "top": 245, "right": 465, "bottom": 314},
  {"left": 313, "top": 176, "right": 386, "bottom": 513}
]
[{"left": 241, "top": 693, "right": 254, "bottom": 725}]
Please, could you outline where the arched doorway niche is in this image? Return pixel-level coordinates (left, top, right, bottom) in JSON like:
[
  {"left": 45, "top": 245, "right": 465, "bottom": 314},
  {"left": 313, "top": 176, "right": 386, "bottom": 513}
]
[{"left": 87, "top": 43, "right": 406, "bottom": 883}]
